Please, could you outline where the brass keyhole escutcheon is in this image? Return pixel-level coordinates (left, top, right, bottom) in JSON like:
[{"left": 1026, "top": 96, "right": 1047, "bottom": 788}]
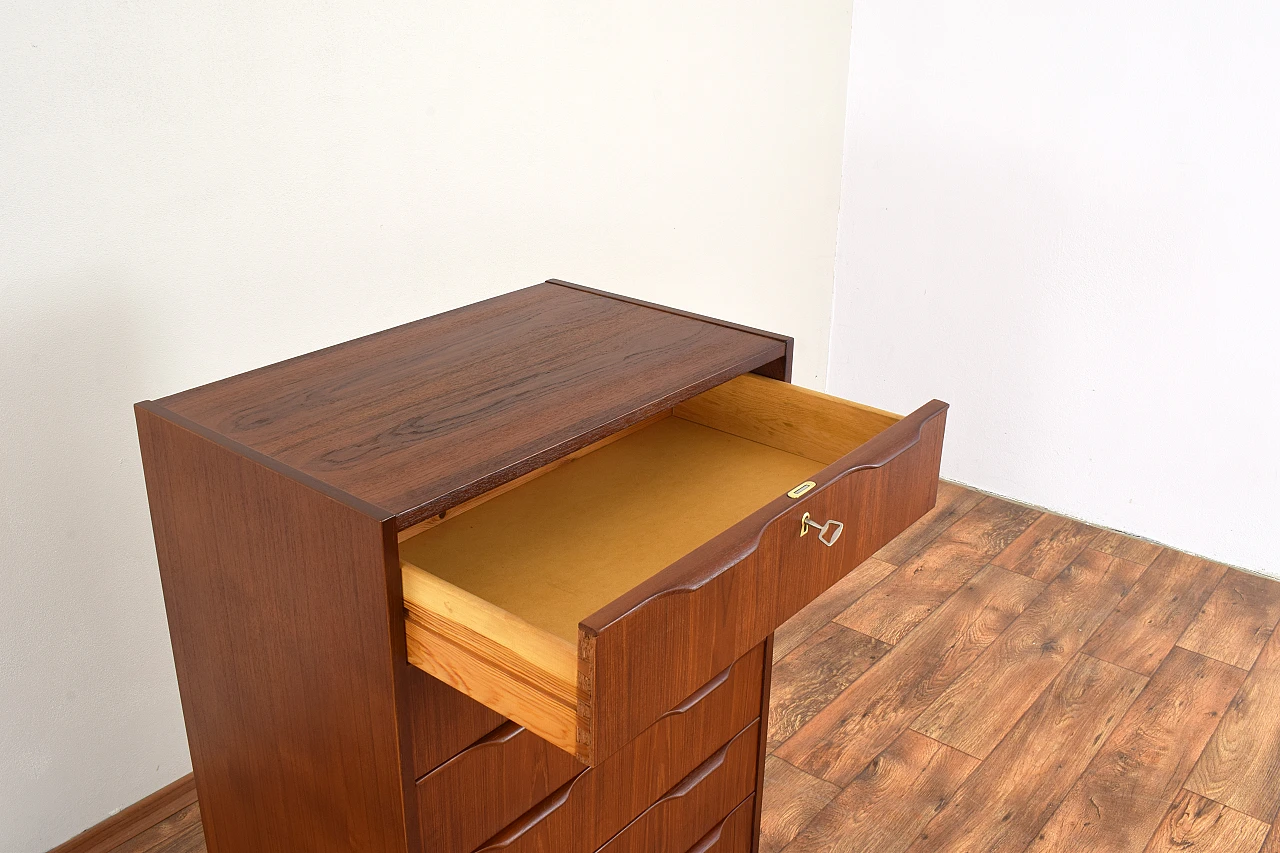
[{"left": 800, "top": 511, "right": 844, "bottom": 547}]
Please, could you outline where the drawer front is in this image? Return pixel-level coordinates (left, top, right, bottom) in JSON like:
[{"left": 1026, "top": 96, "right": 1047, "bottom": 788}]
[
  {"left": 595, "top": 734, "right": 758, "bottom": 853},
  {"left": 406, "top": 665, "right": 506, "bottom": 779},
  {"left": 422, "top": 643, "right": 765, "bottom": 853},
  {"left": 477, "top": 720, "right": 759, "bottom": 853},
  {"left": 582, "top": 395, "right": 947, "bottom": 759},
  {"left": 682, "top": 796, "right": 755, "bottom": 853},
  {"left": 417, "top": 721, "right": 582, "bottom": 853}
]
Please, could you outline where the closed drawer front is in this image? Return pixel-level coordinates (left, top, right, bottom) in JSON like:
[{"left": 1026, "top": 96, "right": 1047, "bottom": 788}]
[
  {"left": 406, "top": 665, "right": 507, "bottom": 779},
  {"left": 416, "top": 721, "right": 581, "bottom": 853},
  {"left": 477, "top": 719, "right": 760, "bottom": 853},
  {"left": 681, "top": 796, "right": 755, "bottom": 853},
  {"left": 594, "top": 732, "right": 759, "bottom": 853},
  {"left": 401, "top": 373, "right": 948, "bottom": 763},
  {"left": 418, "top": 643, "right": 765, "bottom": 853}
]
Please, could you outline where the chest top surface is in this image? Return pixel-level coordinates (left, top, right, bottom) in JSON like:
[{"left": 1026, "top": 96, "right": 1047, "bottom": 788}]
[{"left": 150, "top": 281, "right": 789, "bottom": 529}]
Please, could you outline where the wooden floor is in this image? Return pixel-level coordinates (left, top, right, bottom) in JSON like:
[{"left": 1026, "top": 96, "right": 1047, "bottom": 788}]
[
  {"left": 762, "top": 482, "right": 1280, "bottom": 853},
  {"left": 108, "top": 483, "right": 1280, "bottom": 853}
]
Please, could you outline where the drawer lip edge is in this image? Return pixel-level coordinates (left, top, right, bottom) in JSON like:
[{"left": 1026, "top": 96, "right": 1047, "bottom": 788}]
[
  {"left": 581, "top": 398, "right": 949, "bottom": 634},
  {"left": 681, "top": 792, "right": 755, "bottom": 853},
  {"left": 635, "top": 717, "right": 758, "bottom": 810},
  {"left": 414, "top": 720, "right": 524, "bottom": 784}
]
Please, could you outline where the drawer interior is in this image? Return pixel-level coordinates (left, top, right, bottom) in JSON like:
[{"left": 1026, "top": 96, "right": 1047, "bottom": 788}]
[
  {"left": 402, "top": 414, "right": 820, "bottom": 644},
  {"left": 399, "top": 373, "right": 902, "bottom": 758}
]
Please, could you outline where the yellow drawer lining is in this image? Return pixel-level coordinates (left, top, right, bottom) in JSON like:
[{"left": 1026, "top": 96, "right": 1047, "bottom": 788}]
[{"left": 400, "top": 415, "right": 824, "bottom": 644}]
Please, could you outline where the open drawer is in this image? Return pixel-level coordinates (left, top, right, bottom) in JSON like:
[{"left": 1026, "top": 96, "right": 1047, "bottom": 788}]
[{"left": 400, "top": 373, "right": 947, "bottom": 764}]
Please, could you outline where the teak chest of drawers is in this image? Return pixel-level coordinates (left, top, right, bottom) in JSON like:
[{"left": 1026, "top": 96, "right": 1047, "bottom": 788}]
[{"left": 136, "top": 281, "right": 948, "bottom": 852}]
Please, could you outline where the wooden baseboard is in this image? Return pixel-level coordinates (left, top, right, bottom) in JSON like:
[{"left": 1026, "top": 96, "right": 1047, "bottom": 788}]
[{"left": 47, "top": 774, "right": 197, "bottom": 853}]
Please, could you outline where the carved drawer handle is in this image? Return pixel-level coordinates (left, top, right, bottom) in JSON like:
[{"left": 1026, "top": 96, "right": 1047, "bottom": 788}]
[
  {"left": 660, "top": 660, "right": 734, "bottom": 720},
  {"left": 801, "top": 512, "right": 843, "bottom": 546}
]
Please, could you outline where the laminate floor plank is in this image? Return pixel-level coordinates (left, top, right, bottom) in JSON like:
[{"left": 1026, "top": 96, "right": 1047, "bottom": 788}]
[
  {"left": 912, "top": 549, "right": 1146, "bottom": 758},
  {"left": 835, "top": 497, "right": 1041, "bottom": 645},
  {"left": 780, "top": 730, "right": 978, "bottom": 853},
  {"left": 773, "top": 557, "right": 897, "bottom": 661},
  {"left": 1177, "top": 569, "right": 1280, "bottom": 671},
  {"left": 871, "top": 480, "right": 986, "bottom": 566},
  {"left": 990, "top": 512, "right": 1101, "bottom": 583},
  {"left": 1026, "top": 647, "right": 1248, "bottom": 853},
  {"left": 903, "top": 653, "right": 1146, "bottom": 853},
  {"left": 1083, "top": 549, "right": 1229, "bottom": 675},
  {"left": 758, "top": 756, "right": 841, "bottom": 853},
  {"left": 1142, "top": 789, "right": 1270, "bottom": 853},
  {"left": 768, "top": 624, "right": 891, "bottom": 752},
  {"left": 1093, "top": 530, "right": 1166, "bottom": 567},
  {"left": 777, "top": 564, "right": 1043, "bottom": 786},
  {"left": 1187, "top": 627, "right": 1280, "bottom": 823}
]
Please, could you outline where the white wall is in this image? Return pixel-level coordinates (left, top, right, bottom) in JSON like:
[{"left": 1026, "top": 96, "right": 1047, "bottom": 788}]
[
  {"left": 0, "top": 3, "right": 852, "bottom": 848},
  {"left": 830, "top": 1, "right": 1280, "bottom": 577}
]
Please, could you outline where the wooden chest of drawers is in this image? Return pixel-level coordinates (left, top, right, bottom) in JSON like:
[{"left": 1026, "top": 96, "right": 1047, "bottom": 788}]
[{"left": 136, "top": 281, "right": 947, "bottom": 852}]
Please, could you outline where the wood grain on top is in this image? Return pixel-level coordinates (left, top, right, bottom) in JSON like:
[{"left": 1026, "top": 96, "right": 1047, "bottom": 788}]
[{"left": 154, "top": 282, "right": 788, "bottom": 529}]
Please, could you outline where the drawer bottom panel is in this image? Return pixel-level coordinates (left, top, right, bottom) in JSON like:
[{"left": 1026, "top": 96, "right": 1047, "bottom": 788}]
[
  {"left": 477, "top": 719, "right": 760, "bottom": 853},
  {"left": 594, "top": 722, "right": 760, "bottom": 853},
  {"left": 684, "top": 795, "right": 756, "bottom": 853}
]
